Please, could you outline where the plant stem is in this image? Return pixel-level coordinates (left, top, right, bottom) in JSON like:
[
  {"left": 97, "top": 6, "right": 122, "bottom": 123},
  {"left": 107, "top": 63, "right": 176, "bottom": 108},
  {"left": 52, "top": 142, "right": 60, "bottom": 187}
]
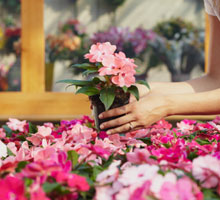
[{"left": 104, "top": 76, "right": 111, "bottom": 86}]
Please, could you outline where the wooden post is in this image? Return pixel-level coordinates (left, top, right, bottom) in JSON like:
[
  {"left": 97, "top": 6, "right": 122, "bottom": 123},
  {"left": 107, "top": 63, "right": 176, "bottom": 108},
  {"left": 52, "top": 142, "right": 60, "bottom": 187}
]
[
  {"left": 205, "top": 13, "right": 210, "bottom": 73},
  {"left": 21, "top": 0, "right": 45, "bottom": 93}
]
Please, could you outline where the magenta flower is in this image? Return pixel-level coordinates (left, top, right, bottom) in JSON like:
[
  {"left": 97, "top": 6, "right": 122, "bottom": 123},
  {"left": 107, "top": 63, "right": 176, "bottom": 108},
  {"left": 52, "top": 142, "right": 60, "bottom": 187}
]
[
  {"left": 30, "top": 182, "right": 49, "bottom": 200},
  {"left": 67, "top": 174, "right": 90, "bottom": 191},
  {"left": 0, "top": 176, "right": 27, "bottom": 200}
]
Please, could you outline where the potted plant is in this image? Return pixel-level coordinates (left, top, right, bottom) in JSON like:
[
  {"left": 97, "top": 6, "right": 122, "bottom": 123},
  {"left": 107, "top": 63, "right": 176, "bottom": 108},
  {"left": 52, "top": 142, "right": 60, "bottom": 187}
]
[{"left": 58, "top": 42, "right": 149, "bottom": 131}]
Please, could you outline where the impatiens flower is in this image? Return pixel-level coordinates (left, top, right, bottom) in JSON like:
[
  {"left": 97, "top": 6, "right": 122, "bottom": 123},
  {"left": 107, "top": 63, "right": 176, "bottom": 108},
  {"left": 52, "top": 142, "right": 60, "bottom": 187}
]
[
  {"left": 160, "top": 177, "right": 203, "bottom": 200},
  {"left": 118, "top": 164, "right": 159, "bottom": 186},
  {"left": 192, "top": 155, "right": 220, "bottom": 189},
  {"left": 30, "top": 182, "right": 49, "bottom": 200},
  {"left": 130, "top": 180, "right": 152, "bottom": 200},
  {"left": 88, "top": 144, "right": 111, "bottom": 160},
  {"left": 0, "top": 128, "right": 6, "bottom": 138},
  {"left": 67, "top": 174, "right": 90, "bottom": 191},
  {"left": 6, "top": 118, "right": 27, "bottom": 132},
  {"left": 111, "top": 72, "right": 136, "bottom": 87},
  {"left": 85, "top": 42, "right": 116, "bottom": 63},
  {"left": 0, "top": 140, "right": 7, "bottom": 158},
  {"left": 37, "top": 126, "right": 52, "bottom": 137},
  {"left": 96, "top": 160, "right": 121, "bottom": 184},
  {"left": 0, "top": 176, "right": 27, "bottom": 200},
  {"left": 126, "top": 148, "right": 156, "bottom": 165}
]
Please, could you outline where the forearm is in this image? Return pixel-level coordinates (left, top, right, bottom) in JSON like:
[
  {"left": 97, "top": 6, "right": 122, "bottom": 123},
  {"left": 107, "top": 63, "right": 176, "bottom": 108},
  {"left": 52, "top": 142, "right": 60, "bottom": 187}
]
[
  {"left": 137, "top": 74, "right": 220, "bottom": 97},
  {"left": 167, "top": 88, "right": 220, "bottom": 116}
]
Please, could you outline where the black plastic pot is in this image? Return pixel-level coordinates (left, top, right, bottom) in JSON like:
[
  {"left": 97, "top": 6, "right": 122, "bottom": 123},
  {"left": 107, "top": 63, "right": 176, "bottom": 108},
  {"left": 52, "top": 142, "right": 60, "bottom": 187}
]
[{"left": 89, "top": 89, "right": 130, "bottom": 132}]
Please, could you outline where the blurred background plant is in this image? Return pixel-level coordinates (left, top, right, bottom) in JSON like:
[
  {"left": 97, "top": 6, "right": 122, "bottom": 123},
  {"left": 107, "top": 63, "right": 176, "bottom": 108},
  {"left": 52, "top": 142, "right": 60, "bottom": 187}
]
[
  {"left": 105, "top": 0, "right": 127, "bottom": 8},
  {"left": 0, "top": 0, "right": 20, "bottom": 13},
  {"left": 136, "top": 17, "right": 205, "bottom": 81},
  {"left": 0, "top": 0, "right": 21, "bottom": 91},
  {"left": 46, "top": 19, "right": 88, "bottom": 63}
]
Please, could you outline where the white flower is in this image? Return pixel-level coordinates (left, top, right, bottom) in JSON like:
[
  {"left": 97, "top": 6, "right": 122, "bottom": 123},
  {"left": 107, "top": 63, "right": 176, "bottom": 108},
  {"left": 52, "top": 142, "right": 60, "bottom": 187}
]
[{"left": 0, "top": 140, "right": 7, "bottom": 158}]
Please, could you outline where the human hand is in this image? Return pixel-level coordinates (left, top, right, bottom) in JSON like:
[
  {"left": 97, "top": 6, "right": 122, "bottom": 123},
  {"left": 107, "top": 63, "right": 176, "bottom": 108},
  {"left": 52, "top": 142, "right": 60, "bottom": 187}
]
[{"left": 99, "top": 91, "right": 172, "bottom": 135}]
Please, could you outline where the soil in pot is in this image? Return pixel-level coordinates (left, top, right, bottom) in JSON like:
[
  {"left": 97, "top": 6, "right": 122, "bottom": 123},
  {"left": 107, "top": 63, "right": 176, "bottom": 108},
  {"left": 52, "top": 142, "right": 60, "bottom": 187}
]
[{"left": 89, "top": 88, "right": 130, "bottom": 132}]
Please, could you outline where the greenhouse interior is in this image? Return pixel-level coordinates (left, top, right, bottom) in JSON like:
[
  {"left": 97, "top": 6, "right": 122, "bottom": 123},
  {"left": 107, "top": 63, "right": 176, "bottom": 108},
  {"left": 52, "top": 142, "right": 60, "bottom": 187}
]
[{"left": 0, "top": 0, "right": 220, "bottom": 199}]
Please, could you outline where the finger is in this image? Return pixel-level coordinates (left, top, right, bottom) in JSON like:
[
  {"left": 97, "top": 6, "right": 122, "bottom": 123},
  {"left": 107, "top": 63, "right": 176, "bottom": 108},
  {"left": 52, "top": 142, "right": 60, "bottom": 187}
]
[
  {"left": 99, "top": 104, "right": 131, "bottom": 119},
  {"left": 129, "top": 94, "right": 137, "bottom": 103},
  {"left": 100, "top": 114, "right": 133, "bottom": 130},
  {"left": 106, "top": 121, "right": 138, "bottom": 135}
]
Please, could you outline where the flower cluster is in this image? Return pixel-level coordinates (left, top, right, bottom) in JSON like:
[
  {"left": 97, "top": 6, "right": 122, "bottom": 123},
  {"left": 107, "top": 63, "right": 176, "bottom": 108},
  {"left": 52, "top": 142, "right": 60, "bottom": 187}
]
[
  {"left": 85, "top": 42, "right": 137, "bottom": 87},
  {"left": 91, "top": 27, "right": 156, "bottom": 59},
  {"left": 0, "top": 24, "right": 21, "bottom": 54},
  {"left": 0, "top": 116, "right": 220, "bottom": 199},
  {"left": 46, "top": 19, "right": 87, "bottom": 63},
  {"left": 59, "top": 42, "right": 149, "bottom": 111}
]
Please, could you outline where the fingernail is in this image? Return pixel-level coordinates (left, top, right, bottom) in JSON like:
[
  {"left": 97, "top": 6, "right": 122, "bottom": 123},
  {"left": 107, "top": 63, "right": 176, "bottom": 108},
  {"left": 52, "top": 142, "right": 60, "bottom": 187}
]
[
  {"left": 106, "top": 131, "right": 111, "bottom": 135},
  {"left": 99, "top": 114, "right": 103, "bottom": 119},
  {"left": 100, "top": 124, "right": 104, "bottom": 129}
]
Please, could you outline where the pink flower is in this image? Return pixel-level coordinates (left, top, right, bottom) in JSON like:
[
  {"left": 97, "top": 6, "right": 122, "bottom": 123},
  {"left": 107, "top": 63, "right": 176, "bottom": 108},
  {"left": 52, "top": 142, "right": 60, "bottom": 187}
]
[
  {"left": 126, "top": 148, "right": 156, "bottom": 165},
  {"left": 130, "top": 180, "right": 151, "bottom": 200},
  {"left": 6, "top": 118, "right": 27, "bottom": 132},
  {"left": 88, "top": 145, "right": 111, "bottom": 160},
  {"left": 160, "top": 177, "right": 203, "bottom": 200},
  {"left": 192, "top": 155, "right": 220, "bottom": 188},
  {"left": 85, "top": 42, "right": 116, "bottom": 63},
  {"left": 0, "top": 128, "right": 6, "bottom": 138},
  {"left": 111, "top": 72, "right": 135, "bottom": 87},
  {"left": 0, "top": 176, "right": 27, "bottom": 200},
  {"left": 67, "top": 174, "right": 90, "bottom": 191},
  {"left": 30, "top": 182, "right": 49, "bottom": 200},
  {"left": 37, "top": 126, "right": 52, "bottom": 137},
  {"left": 34, "top": 147, "right": 56, "bottom": 162},
  {"left": 96, "top": 160, "right": 121, "bottom": 184}
]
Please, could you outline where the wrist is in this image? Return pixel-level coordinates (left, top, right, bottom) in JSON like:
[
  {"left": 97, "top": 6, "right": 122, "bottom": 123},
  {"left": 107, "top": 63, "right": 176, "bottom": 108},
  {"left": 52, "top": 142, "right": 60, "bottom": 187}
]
[{"left": 164, "top": 94, "right": 179, "bottom": 116}]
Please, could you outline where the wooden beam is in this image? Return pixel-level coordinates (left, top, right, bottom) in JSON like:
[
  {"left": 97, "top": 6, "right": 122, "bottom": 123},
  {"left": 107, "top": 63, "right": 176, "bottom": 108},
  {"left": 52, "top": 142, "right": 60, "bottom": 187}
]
[
  {"left": 0, "top": 92, "right": 91, "bottom": 120},
  {"left": 205, "top": 13, "right": 210, "bottom": 73},
  {"left": 21, "top": 0, "right": 45, "bottom": 93}
]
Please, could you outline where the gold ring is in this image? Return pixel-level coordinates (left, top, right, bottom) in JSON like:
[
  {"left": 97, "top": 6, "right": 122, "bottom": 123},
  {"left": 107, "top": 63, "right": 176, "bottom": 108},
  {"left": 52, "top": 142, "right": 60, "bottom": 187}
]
[{"left": 129, "top": 122, "right": 134, "bottom": 130}]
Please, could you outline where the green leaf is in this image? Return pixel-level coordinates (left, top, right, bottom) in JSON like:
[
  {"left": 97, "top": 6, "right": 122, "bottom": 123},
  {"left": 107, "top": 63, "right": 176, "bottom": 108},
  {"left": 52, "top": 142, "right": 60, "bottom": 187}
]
[
  {"left": 203, "top": 188, "right": 220, "bottom": 200},
  {"left": 43, "top": 182, "right": 60, "bottom": 194},
  {"left": 92, "top": 77, "right": 102, "bottom": 84},
  {"left": 137, "top": 137, "right": 152, "bottom": 145},
  {"left": 195, "top": 138, "right": 212, "bottom": 145},
  {"left": 24, "top": 178, "right": 33, "bottom": 187},
  {"left": 136, "top": 80, "right": 150, "bottom": 90},
  {"left": 187, "top": 151, "right": 198, "bottom": 161},
  {"left": 7, "top": 147, "right": 15, "bottom": 156},
  {"left": 28, "top": 122, "right": 37, "bottom": 133},
  {"left": 149, "top": 155, "right": 158, "bottom": 160},
  {"left": 3, "top": 125, "right": 12, "bottom": 137},
  {"left": 122, "top": 86, "right": 128, "bottom": 93},
  {"left": 67, "top": 150, "right": 79, "bottom": 168},
  {"left": 92, "top": 165, "right": 104, "bottom": 180},
  {"left": 15, "top": 161, "right": 28, "bottom": 172},
  {"left": 76, "top": 86, "right": 100, "bottom": 96},
  {"left": 82, "top": 69, "right": 97, "bottom": 77},
  {"left": 56, "top": 79, "right": 93, "bottom": 87},
  {"left": 128, "top": 85, "right": 139, "bottom": 101},
  {"left": 103, "top": 154, "right": 114, "bottom": 169},
  {"left": 100, "top": 88, "right": 116, "bottom": 110},
  {"left": 70, "top": 63, "right": 96, "bottom": 70}
]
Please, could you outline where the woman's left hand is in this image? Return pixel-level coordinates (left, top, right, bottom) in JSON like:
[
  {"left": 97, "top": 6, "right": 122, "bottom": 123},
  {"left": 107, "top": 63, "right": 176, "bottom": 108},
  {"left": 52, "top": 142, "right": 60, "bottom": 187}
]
[{"left": 99, "top": 91, "right": 173, "bottom": 135}]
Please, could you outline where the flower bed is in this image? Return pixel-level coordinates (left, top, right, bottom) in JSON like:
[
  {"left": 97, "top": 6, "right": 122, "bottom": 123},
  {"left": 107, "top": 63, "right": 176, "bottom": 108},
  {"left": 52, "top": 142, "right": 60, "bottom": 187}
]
[{"left": 0, "top": 116, "right": 220, "bottom": 199}]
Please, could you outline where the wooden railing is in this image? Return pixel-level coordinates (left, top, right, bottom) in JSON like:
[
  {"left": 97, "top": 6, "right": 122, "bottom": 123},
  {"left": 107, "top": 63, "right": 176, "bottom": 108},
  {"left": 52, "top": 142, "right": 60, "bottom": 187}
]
[{"left": 0, "top": 0, "right": 90, "bottom": 121}]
